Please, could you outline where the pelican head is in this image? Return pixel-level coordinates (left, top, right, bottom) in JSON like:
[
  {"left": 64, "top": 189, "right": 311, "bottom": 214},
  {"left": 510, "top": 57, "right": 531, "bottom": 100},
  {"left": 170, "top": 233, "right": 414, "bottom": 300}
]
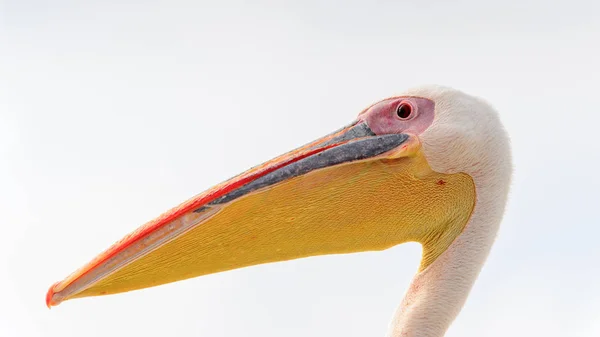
[{"left": 46, "top": 85, "right": 512, "bottom": 337}]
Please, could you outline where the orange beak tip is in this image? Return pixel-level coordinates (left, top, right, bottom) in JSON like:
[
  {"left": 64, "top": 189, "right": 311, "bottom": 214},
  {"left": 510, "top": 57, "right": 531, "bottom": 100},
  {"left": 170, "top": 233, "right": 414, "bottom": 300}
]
[{"left": 46, "top": 282, "right": 59, "bottom": 309}]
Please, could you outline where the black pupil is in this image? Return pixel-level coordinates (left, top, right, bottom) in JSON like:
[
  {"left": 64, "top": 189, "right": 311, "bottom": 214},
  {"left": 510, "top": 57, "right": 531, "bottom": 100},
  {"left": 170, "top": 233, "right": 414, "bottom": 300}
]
[{"left": 396, "top": 103, "right": 412, "bottom": 119}]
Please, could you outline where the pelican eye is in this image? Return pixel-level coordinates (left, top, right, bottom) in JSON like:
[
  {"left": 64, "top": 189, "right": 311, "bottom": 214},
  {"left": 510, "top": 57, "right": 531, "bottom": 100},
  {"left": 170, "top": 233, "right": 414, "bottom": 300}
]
[{"left": 396, "top": 103, "right": 413, "bottom": 120}]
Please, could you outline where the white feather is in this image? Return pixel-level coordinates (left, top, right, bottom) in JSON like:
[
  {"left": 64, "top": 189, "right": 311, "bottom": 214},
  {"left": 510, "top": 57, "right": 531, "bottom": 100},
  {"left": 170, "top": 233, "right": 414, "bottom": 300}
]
[{"left": 387, "top": 85, "right": 513, "bottom": 337}]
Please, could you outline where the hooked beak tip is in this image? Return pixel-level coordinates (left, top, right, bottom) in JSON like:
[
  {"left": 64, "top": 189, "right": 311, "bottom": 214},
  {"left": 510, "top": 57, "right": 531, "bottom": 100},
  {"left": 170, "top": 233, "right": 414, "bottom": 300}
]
[{"left": 46, "top": 283, "right": 59, "bottom": 309}]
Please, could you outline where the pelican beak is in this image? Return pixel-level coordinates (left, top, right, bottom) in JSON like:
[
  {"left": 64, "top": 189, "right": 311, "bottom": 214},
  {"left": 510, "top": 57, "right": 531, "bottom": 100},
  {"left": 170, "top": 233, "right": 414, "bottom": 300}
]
[{"left": 46, "top": 119, "right": 476, "bottom": 308}]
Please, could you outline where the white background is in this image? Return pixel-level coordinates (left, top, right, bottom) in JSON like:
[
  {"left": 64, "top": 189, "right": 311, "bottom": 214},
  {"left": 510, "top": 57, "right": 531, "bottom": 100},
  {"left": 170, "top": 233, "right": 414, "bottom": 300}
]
[{"left": 1, "top": 1, "right": 599, "bottom": 336}]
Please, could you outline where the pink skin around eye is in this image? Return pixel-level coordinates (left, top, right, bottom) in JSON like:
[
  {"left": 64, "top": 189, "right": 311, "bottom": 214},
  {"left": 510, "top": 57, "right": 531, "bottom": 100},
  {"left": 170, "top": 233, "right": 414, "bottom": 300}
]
[{"left": 358, "top": 97, "right": 435, "bottom": 136}]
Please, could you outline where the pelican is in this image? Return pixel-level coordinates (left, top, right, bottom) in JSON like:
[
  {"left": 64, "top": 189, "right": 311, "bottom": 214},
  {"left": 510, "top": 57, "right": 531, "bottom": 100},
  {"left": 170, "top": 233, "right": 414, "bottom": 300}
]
[{"left": 46, "top": 85, "right": 512, "bottom": 336}]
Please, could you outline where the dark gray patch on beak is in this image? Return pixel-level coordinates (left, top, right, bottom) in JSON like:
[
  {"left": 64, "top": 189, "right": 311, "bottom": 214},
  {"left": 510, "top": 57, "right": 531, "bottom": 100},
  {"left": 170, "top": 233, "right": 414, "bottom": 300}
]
[
  {"left": 197, "top": 132, "right": 408, "bottom": 209},
  {"left": 318, "top": 122, "right": 376, "bottom": 148}
]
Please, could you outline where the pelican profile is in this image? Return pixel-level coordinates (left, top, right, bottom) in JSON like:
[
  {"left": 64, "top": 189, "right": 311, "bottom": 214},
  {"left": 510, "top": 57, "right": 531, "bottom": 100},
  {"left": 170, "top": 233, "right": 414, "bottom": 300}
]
[{"left": 46, "top": 85, "right": 512, "bottom": 337}]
